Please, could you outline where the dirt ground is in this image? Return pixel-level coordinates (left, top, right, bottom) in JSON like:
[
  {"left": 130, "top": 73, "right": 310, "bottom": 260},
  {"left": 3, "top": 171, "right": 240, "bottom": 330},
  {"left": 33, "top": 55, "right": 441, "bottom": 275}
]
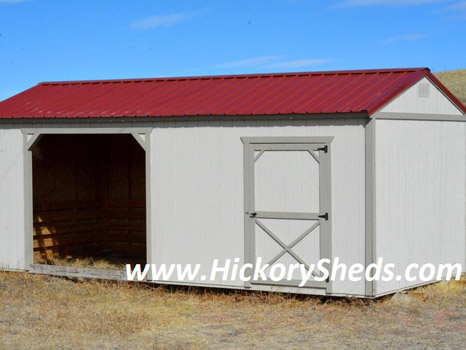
[{"left": 0, "top": 271, "right": 464, "bottom": 349}]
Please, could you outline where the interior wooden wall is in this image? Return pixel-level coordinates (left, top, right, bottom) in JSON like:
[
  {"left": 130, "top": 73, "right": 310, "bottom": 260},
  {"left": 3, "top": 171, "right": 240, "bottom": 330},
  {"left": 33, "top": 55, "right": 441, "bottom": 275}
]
[{"left": 32, "top": 134, "right": 146, "bottom": 265}]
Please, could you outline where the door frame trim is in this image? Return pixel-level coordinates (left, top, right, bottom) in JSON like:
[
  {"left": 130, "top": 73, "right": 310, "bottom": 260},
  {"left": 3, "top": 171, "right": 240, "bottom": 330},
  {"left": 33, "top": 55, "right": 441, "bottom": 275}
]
[
  {"left": 242, "top": 136, "right": 334, "bottom": 144},
  {"left": 241, "top": 136, "right": 333, "bottom": 292},
  {"left": 22, "top": 128, "right": 153, "bottom": 270}
]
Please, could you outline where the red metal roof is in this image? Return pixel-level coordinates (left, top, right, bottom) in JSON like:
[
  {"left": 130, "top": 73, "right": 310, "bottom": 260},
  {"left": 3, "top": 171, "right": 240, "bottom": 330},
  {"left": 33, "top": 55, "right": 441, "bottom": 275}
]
[{"left": 0, "top": 67, "right": 464, "bottom": 119}]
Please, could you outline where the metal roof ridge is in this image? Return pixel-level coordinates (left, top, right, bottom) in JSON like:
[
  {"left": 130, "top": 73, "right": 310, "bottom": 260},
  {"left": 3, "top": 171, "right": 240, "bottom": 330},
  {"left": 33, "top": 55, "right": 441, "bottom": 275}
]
[{"left": 38, "top": 67, "right": 430, "bottom": 86}]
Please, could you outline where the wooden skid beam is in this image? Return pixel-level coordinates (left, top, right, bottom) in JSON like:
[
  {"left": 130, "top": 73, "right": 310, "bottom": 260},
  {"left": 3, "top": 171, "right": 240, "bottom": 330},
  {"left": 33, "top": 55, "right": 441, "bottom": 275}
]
[{"left": 29, "top": 264, "right": 128, "bottom": 281}]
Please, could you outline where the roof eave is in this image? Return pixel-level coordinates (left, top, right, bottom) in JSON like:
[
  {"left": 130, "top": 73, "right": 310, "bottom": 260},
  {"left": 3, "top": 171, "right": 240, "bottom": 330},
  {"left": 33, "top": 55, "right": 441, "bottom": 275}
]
[{"left": 0, "top": 112, "right": 370, "bottom": 123}]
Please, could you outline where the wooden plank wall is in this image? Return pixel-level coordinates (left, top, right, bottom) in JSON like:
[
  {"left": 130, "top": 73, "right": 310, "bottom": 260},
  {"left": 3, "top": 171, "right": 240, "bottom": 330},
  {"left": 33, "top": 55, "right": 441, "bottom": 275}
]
[{"left": 32, "top": 134, "right": 146, "bottom": 264}]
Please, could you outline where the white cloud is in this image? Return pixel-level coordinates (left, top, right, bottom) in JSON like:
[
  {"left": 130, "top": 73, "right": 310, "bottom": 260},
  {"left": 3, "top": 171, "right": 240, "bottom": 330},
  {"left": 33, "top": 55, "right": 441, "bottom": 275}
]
[
  {"left": 383, "top": 33, "right": 425, "bottom": 43},
  {"left": 131, "top": 13, "right": 191, "bottom": 30},
  {"left": 267, "top": 58, "right": 333, "bottom": 69},
  {"left": 341, "top": 0, "right": 450, "bottom": 6},
  {"left": 216, "top": 56, "right": 285, "bottom": 69},
  {"left": 443, "top": 1, "right": 466, "bottom": 10},
  {"left": 441, "top": 1, "right": 466, "bottom": 20}
]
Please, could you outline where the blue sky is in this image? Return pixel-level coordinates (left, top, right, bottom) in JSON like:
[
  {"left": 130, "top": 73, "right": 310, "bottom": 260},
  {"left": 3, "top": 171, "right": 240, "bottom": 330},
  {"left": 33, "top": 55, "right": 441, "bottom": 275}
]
[{"left": 0, "top": 0, "right": 465, "bottom": 101}]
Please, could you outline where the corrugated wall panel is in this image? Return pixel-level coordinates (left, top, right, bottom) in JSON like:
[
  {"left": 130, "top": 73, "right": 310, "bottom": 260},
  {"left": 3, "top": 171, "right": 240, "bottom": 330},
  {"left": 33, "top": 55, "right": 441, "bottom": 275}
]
[
  {"left": 375, "top": 120, "right": 466, "bottom": 295},
  {"left": 150, "top": 119, "right": 366, "bottom": 296},
  {"left": 0, "top": 129, "right": 25, "bottom": 270}
]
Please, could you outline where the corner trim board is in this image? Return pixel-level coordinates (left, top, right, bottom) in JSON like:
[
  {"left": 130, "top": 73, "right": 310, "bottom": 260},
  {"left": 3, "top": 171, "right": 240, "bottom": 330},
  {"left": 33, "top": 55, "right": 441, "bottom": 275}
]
[
  {"left": 365, "top": 118, "right": 376, "bottom": 297},
  {"left": 23, "top": 133, "right": 33, "bottom": 270}
]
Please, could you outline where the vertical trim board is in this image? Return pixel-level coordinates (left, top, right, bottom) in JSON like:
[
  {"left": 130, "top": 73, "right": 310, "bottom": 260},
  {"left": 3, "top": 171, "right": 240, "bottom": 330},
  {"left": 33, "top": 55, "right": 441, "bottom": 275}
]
[{"left": 364, "top": 118, "right": 376, "bottom": 297}]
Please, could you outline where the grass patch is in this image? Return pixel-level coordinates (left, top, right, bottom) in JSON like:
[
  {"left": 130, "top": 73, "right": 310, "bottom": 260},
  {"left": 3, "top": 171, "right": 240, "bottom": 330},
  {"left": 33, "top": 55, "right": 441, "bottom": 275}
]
[
  {"left": 0, "top": 271, "right": 464, "bottom": 349},
  {"left": 434, "top": 69, "right": 466, "bottom": 105}
]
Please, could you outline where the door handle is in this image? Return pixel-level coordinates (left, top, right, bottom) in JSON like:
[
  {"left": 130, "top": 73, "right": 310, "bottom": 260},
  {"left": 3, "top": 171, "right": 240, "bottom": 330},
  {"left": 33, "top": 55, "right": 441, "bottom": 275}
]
[{"left": 249, "top": 212, "right": 257, "bottom": 218}]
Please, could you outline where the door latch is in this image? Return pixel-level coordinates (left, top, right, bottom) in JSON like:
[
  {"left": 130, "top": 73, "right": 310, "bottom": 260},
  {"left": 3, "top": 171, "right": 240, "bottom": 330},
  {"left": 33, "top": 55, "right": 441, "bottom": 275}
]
[
  {"left": 315, "top": 145, "right": 328, "bottom": 153},
  {"left": 249, "top": 212, "right": 257, "bottom": 218},
  {"left": 318, "top": 213, "right": 329, "bottom": 220}
]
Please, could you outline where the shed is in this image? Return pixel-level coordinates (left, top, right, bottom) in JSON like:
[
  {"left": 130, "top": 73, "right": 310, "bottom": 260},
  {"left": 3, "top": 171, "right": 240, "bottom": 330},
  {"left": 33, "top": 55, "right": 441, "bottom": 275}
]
[{"left": 0, "top": 67, "right": 464, "bottom": 297}]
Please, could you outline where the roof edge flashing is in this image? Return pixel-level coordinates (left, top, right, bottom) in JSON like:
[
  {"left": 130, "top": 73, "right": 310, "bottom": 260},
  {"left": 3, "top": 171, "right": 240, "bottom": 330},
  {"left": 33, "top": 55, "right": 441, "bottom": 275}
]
[{"left": 38, "top": 67, "right": 430, "bottom": 86}]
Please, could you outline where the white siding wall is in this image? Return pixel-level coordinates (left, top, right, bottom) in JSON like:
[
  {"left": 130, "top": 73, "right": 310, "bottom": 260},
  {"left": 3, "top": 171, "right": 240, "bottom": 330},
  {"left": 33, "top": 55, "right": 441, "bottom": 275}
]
[
  {"left": 0, "top": 129, "right": 26, "bottom": 270},
  {"left": 375, "top": 120, "right": 466, "bottom": 295},
  {"left": 380, "top": 77, "right": 463, "bottom": 115},
  {"left": 150, "top": 119, "right": 367, "bottom": 296}
]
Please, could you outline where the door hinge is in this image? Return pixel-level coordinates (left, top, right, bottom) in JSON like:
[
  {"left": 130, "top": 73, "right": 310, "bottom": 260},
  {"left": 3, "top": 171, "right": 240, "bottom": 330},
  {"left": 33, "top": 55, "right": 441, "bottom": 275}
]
[
  {"left": 318, "top": 213, "right": 329, "bottom": 220},
  {"left": 315, "top": 145, "right": 328, "bottom": 153}
]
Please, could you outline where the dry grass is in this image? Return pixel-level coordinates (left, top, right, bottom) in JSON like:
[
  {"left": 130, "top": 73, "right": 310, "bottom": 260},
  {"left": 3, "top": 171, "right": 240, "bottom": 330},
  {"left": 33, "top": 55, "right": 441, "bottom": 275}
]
[
  {"left": 35, "top": 256, "right": 127, "bottom": 270},
  {"left": 0, "top": 271, "right": 464, "bottom": 349},
  {"left": 434, "top": 69, "right": 466, "bottom": 104}
]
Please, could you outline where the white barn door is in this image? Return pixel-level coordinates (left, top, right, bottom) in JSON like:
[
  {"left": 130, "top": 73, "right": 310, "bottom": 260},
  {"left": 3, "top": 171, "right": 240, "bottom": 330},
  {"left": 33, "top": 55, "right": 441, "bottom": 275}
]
[{"left": 243, "top": 137, "right": 332, "bottom": 290}]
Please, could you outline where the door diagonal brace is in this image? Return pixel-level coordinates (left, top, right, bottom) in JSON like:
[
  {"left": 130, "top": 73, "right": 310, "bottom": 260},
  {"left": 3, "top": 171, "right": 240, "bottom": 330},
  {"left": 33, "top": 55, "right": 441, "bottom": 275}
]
[
  {"left": 255, "top": 219, "right": 321, "bottom": 277},
  {"left": 307, "top": 150, "right": 320, "bottom": 164}
]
